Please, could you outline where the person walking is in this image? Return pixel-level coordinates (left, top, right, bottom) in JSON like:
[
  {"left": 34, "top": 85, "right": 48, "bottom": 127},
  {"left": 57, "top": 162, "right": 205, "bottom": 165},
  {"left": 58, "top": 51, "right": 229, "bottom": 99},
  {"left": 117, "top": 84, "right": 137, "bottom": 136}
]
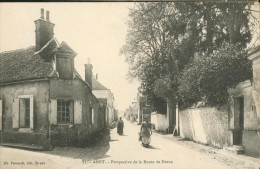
[
  {"left": 139, "top": 118, "right": 152, "bottom": 147},
  {"left": 117, "top": 117, "right": 124, "bottom": 135}
]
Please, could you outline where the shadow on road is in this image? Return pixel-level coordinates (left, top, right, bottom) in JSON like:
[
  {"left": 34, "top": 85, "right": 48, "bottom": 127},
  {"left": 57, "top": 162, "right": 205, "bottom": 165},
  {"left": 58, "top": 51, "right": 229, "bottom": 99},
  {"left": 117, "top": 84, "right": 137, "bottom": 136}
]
[
  {"left": 119, "top": 134, "right": 128, "bottom": 136},
  {"left": 147, "top": 145, "right": 160, "bottom": 150},
  {"left": 41, "top": 129, "right": 112, "bottom": 161},
  {"left": 177, "top": 138, "right": 192, "bottom": 142},
  {"left": 138, "top": 144, "right": 160, "bottom": 150}
]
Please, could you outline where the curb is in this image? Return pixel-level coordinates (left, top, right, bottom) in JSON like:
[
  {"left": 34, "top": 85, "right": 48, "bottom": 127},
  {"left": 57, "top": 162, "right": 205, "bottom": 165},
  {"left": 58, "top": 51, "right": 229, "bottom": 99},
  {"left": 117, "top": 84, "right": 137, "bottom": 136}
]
[{"left": 0, "top": 143, "right": 44, "bottom": 151}]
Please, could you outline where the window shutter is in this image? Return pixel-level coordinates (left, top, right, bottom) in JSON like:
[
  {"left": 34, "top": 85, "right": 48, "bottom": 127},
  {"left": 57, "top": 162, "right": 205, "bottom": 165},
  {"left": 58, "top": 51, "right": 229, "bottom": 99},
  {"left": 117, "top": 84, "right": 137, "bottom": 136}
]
[
  {"left": 49, "top": 99, "right": 57, "bottom": 125},
  {"left": 29, "top": 96, "right": 34, "bottom": 129},
  {"left": 92, "top": 109, "right": 94, "bottom": 124},
  {"left": 74, "top": 100, "right": 82, "bottom": 124},
  {"left": 12, "top": 99, "right": 19, "bottom": 128},
  {"left": 0, "top": 100, "right": 2, "bottom": 130}
]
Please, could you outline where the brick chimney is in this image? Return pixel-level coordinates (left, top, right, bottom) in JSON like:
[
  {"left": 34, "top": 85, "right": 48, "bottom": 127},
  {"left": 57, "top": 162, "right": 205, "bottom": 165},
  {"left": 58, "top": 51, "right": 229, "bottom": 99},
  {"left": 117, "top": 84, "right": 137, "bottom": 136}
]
[
  {"left": 34, "top": 8, "right": 55, "bottom": 51},
  {"left": 85, "top": 58, "right": 93, "bottom": 89}
]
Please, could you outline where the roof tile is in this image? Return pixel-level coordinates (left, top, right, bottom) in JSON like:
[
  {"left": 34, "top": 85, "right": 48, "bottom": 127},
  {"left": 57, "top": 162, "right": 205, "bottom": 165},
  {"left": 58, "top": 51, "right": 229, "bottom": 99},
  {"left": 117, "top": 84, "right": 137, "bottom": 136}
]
[{"left": 0, "top": 46, "right": 53, "bottom": 84}]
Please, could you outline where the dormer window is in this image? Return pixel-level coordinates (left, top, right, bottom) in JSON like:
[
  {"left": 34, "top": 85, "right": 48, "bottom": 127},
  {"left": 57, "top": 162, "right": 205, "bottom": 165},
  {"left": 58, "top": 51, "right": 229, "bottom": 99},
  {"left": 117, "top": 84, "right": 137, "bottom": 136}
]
[{"left": 53, "top": 42, "right": 77, "bottom": 80}]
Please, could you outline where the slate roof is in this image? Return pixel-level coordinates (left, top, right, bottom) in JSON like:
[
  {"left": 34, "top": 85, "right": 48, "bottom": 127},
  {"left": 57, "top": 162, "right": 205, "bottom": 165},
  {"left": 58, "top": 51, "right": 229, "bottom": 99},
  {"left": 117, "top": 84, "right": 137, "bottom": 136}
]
[
  {"left": 0, "top": 46, "right": 53, "bottom": 84},
  {"left": 92, "top": 77, "right": 108, "bottom": 90}
]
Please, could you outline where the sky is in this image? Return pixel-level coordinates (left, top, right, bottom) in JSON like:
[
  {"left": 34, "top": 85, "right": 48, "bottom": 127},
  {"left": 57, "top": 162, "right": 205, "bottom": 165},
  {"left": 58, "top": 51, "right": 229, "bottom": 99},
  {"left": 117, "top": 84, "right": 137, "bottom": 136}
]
[
  {"left": 0, "top": 3, "right": 139, "bottom": 111},
  {"left": 0, "top": 3, "right": 259, "bottom": 112}
]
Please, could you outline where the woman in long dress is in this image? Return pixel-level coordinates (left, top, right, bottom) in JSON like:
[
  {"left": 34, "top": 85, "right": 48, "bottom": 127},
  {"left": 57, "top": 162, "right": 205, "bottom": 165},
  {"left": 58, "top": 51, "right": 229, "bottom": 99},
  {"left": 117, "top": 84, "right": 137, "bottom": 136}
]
[
  {"left": 140, "top": 118, "right": 152, "bottom": 145},
  {"left": 117, "top": 117, "right": 124, "bottom": 135}
]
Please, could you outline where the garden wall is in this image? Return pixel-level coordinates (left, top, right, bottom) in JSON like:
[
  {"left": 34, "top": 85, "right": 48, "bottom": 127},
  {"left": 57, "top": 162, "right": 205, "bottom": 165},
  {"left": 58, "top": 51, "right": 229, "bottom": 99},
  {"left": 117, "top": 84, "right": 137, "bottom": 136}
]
[
  {"left": 179, "top": 107, "right": 232, "bottom": 148},
  {"left": 151, "top": 113, "right": 168, "bottom": 131}
]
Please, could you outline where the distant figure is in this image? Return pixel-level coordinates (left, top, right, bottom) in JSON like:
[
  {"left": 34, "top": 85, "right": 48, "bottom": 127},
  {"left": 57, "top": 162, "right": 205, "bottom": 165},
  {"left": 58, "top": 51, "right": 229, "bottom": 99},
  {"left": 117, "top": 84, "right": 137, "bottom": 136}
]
[{"left": 117, "top": 117, "right": 124, "bottom": 135}]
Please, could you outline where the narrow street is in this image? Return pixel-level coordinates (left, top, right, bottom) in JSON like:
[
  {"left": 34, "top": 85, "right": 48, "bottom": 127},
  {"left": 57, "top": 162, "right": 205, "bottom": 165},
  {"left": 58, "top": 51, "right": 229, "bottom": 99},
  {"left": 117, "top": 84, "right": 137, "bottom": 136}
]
[{"left": 1, "top": 119, "right": 258, "bottom": 169}]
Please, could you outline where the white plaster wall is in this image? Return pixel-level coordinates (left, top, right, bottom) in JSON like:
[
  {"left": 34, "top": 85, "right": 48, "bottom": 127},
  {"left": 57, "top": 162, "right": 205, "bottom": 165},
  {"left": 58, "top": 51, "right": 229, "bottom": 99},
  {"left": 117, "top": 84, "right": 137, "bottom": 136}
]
[
  {"left": 190, "top": 109, "right": 207, "bottom": 144},
  {"left": 151, "top": 113, "right": 168, "bottom": 131},
  {"left": 93, "top": 90, "right": 115, "bottom": 124}
]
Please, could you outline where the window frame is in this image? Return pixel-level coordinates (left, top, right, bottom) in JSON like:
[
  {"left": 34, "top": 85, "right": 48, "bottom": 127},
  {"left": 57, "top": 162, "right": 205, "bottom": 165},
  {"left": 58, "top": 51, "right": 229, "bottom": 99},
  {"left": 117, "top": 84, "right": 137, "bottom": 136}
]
[
  {"left": 19, "top": 98, "right": 30, "bottom": 128},
  {"left": 17, "top": 95, "right": 34, "bottom": 133},
  {"left": 89, "top": 106, "right": 93, "bottom": 124},
  {"left": 92, "top": 107, "right": 94, "bottom": 124},
  {"left": 57, "top": 99, "right": 74, "bottom": 124}
]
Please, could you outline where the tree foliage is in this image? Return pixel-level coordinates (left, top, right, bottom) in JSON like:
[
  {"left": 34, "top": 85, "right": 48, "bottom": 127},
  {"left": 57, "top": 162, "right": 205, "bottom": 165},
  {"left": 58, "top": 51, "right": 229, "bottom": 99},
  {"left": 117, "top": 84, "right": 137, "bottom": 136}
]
[
  {"left": 121, "top": 2, "right": 256, "bottom": 113},
  {"left": 178, "top": 44, "right": 252, "bottom": 109}
]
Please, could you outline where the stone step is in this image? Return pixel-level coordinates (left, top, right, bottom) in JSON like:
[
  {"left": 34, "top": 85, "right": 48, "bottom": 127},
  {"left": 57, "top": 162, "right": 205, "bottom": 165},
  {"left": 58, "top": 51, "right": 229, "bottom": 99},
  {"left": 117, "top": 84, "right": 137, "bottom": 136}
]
[
  {"left": 0, "top": 142, "right": 44, "bottom": 151},
  {"left": 225, "top": 145, "right": 245, "bottom": 154}
]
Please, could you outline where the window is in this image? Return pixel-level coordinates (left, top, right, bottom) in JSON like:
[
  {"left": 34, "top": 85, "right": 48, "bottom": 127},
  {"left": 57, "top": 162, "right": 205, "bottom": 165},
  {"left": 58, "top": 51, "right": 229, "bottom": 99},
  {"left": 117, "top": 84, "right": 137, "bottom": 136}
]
[
  {"left": 92, "top": 108, "right": 94, "bottom": 124},
  {"left": 57, "top": 100, "right": 73, "bottom": 124},
  {"left": 19, "top": 98, "right": 30, "bottom": 128},
  {"left": 13, "top": 95, "right": 34, "bottom": 130},
  {"left": 50, "top": 99, "right": 81, "bottom": 125},
  {"left": 90, "top": 106, "right": 94, "bottom": 124}
]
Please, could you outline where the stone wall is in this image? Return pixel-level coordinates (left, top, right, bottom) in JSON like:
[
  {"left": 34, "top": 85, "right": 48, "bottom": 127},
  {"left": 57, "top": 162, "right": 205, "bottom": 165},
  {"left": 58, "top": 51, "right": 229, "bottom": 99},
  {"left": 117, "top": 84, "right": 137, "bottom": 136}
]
[
  {"left": 228, "top": 81, "right": 259, "bottom": 131},
  {"left": 249, "top": 48, "right": 260, "bottom": 125},
  {"left": 0, "top": 80, "right": 50, "bottom": 146},
  {"left": 49, "top": 79, "right": 106, "bottom": 146},
  {"left": 0, "top": 81, "right": 49, "bottom": 133},
  {"left": 179, "top": 107, "right": 232, "bottom": 148},
  {"left": 0, "top": 78, "right": 106, "bottom": 148},
  {"left": 228, "top": 80, "right": 260, "bottom": 157},
  {"left": 246, "top": 48, "right": 260, "bottom": 157}
]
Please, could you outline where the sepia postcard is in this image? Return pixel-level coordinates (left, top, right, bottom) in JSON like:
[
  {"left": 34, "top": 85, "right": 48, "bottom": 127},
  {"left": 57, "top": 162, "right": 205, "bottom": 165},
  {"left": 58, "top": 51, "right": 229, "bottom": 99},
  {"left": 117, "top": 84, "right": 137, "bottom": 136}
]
[{"left": 0, "top": 1, "right": 259, "bottom": 169}]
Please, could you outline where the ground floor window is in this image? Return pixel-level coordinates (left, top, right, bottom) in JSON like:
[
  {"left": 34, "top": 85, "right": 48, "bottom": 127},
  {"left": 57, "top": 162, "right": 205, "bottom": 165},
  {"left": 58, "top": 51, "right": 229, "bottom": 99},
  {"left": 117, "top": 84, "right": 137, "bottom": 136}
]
[
  {"left": 92, "top": 108, "right": 94, "bottom": 124},
  {"left": 19, "top": 98, "right": 30, "bottom": 128},
  {"left": 89, "top": 106, "right": 93, "bottom": 124},
  {"left": 57, "top": 100, "right": 74, "bottom": 124},
  {"left": 13, "top": 95, "right": 34, "bottom": 129}
]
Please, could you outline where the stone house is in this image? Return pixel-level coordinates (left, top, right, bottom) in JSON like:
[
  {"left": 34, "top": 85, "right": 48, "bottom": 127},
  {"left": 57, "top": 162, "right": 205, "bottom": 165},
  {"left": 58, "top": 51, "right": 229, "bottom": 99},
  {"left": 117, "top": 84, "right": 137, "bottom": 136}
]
[
  {"left": 228, "top": 46, "right": 260, "bottom": 157},
  {"left": 92, "top": 76, "right": 115, "bottom": 125},
  {"left": 0, "top": 9, "right": 106, "bottom": 149}
]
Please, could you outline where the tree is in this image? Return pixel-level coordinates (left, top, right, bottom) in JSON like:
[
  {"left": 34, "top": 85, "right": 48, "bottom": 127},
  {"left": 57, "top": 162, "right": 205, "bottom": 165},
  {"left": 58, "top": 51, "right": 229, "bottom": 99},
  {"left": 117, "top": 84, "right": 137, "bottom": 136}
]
[
  {"left": 121, "top": 2, "right": 255, "bottom": 112},
  {"left": 216, "top": 3, "right": 252, "bottom": 46},
  {"left": 178, "top": 44, "right": 252, "bottom": 109},
  {"left": 121, "top": 2, "right": 180, "bottom": 114},
  {"left": 176, "top": 2, "right": 255, "bottom": 109}
]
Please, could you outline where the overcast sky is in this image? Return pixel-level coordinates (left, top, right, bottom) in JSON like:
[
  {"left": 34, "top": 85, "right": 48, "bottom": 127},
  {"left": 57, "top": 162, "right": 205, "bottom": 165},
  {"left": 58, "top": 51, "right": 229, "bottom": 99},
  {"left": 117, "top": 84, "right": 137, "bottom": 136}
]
[
  {"left": 0, "top": 3, "right": 259, "bottom": 112},
  {"left": 0, "top": 3, "right": 139, "bottom": 111}
]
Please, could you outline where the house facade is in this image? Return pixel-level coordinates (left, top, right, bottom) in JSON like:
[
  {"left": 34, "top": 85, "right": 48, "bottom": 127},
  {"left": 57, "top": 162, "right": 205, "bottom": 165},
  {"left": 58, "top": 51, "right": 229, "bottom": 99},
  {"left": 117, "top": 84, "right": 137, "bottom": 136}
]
[
  {"left": 0, "top": 9, "right": 106, "bottom": 149},
  {"left": 92, "top": 76, "right": 115, "bottom": 125},
  {"left": 228, "top": 46, "right": 260, "bottom": 157}
]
